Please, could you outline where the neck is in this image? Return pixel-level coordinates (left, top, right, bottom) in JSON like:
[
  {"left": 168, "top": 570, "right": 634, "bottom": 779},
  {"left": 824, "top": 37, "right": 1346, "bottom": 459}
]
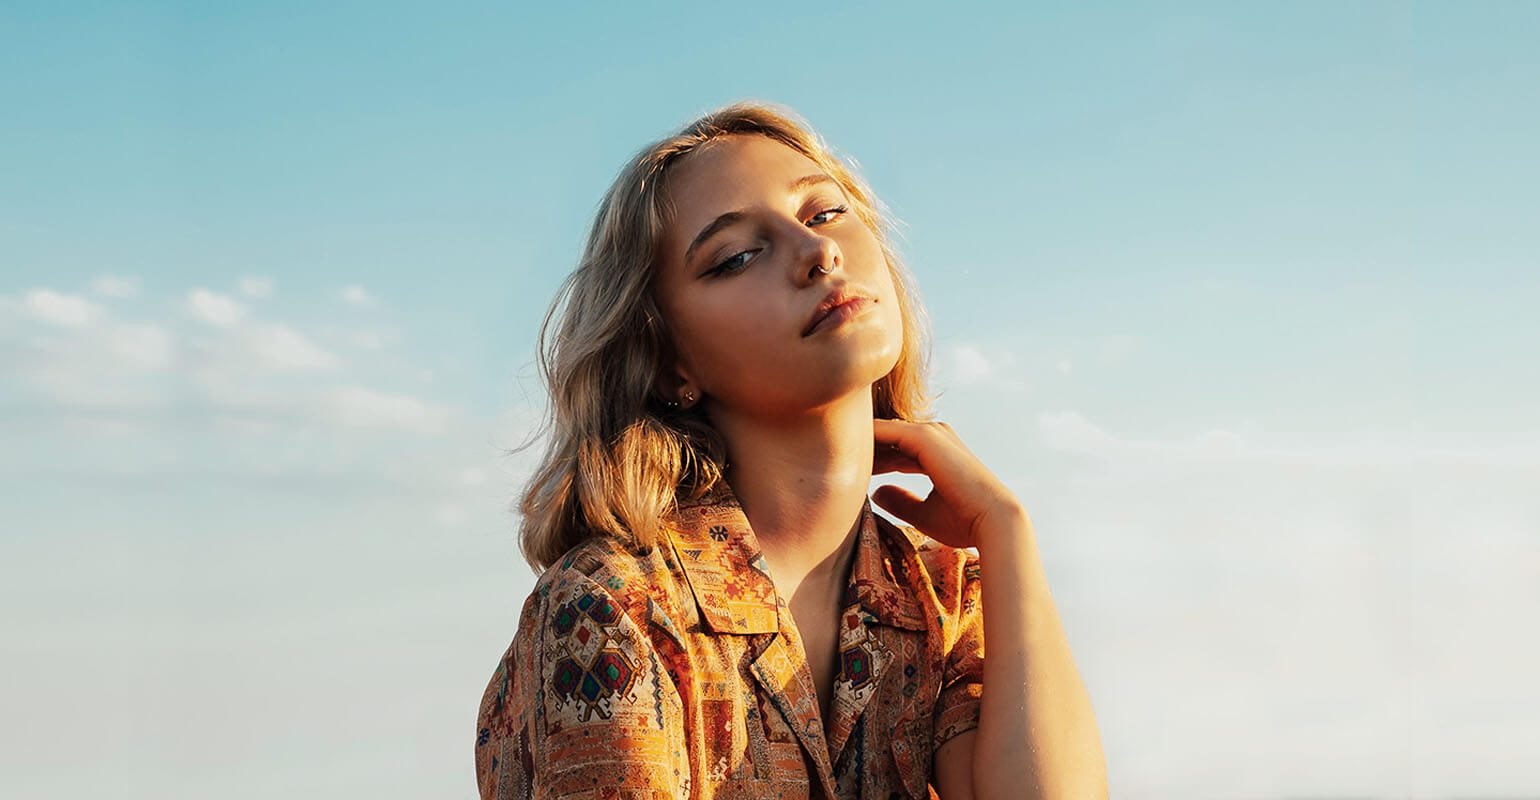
[{"left": 708, "top": 388, "right": 875, "bottom": 592}]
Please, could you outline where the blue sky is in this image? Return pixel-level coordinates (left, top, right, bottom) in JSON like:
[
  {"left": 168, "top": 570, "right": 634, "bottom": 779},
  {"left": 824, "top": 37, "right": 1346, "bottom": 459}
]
[{"left": 3, "top": 2, "right": 1537, "bottom": 798}]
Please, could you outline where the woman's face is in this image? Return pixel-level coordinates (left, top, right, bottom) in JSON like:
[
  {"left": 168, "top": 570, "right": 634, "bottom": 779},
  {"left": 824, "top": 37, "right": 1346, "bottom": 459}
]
[{"left": 652, "top": 134, "right": 903, "bottom": 419}]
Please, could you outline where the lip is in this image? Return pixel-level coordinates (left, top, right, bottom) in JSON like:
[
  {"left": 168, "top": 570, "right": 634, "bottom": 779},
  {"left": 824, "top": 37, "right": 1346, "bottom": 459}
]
[{"left": 803, "top": 293, "right": 873, "bottom": 337}]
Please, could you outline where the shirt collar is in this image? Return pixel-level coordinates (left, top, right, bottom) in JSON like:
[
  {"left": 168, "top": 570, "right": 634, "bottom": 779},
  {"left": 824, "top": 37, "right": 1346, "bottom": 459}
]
[{"left": 664, "top": 479, "right": 928, "bottom": 634}]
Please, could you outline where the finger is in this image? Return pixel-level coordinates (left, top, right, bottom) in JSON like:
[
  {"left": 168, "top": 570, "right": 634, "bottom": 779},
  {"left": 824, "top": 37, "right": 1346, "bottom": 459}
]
[
  {"left": 872, "top": 449, "right": 925, "bottom": 475},
  {"left": 873, "top": 419, "right": 928, "bottom": 461},
  {"left": 871, "top": 484, "right": 932, "bottom": 530},
  {"left": 874, "top": 443, "right": 917, "bottom": 468},
  {"left": 874, "top": 456, "right": 917, "bottom": 474}
]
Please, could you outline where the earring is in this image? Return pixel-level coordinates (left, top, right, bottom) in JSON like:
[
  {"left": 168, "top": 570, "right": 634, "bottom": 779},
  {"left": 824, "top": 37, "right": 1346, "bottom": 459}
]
[{"left": 665, "top": 390, "right": 695, "bottom": 410}]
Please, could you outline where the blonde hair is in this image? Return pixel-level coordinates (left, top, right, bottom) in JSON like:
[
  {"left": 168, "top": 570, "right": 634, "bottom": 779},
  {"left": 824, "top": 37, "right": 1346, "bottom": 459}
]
[{"left": 513, "top": 100, "right": 935, "bottom": 573}]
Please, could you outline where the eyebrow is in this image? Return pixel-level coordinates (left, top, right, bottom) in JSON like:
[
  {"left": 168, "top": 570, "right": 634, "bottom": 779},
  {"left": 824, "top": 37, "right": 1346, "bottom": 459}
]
[{"left": 682, "top": 173, "right": 840, "bottom": 268}]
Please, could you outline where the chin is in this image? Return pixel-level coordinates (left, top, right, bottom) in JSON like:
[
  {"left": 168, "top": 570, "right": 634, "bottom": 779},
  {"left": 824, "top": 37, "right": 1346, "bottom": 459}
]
[{"left": 820, "top": 351, "right": 901, "bottom": 397}]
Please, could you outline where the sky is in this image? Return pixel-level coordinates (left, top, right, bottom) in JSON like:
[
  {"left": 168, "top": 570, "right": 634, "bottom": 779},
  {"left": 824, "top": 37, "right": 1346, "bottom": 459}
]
[{"left": 2, "top": 2, "right": 1537, "bottom": 798}]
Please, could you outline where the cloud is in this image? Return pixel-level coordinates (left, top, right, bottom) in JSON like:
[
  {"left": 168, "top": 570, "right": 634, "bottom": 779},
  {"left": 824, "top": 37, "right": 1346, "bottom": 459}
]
[
  {"left": 3, "top": 282, "right": 460, "bottom": 452},
  {"left": 951, "top": 344, "right": 992, "bottom": 383},
  {"left": 238, "top": 277, "right": 273, "bottom": 299},
  {"left": 7, "top": 320, "right": 177, "bottom": 412},
  {"left": 1035, "top": 410, "right": 1540, "bottom": 468},
  {"left": 186, "top": 289, "right": 247, "bottom": 327},
  {"left": 326, "top": 386, "right": 451, "bottom": 433},
  {"left": 341, "top": 285, "right": 375, "bottom": 307},
  {"left": 1004, "top": 409, "right": 1540, "bottom": 797},
  {"left": 941, "top": 341, "right": 1027, "bottom": 390},
  {"left": 1037, "top": 410, "right": 1121, "bottom": 452},
  {"left": 245, "top": 324, "right": 338, "bottom": 370},
  {"left": 109, "top": 323, "right": 175, "bottom": 369},
  {"left": 24, "top": 289, "right": 101, "bottom": 327},
  {"left": 89, "top": 275, "right": 141, "bottom": 299}
]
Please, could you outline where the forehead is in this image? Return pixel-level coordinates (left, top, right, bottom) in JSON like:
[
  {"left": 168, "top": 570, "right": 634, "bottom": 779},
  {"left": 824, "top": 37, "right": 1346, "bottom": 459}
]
[
  {"left": 666, "top": 134, "right": 822, "bottom": 202},
  {"left": 660, "top": 135, "right": 830, "bottom": 253}
]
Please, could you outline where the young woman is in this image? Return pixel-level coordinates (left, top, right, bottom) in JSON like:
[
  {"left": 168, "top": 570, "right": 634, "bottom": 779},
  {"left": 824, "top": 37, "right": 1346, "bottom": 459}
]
[{"left": 475, "top": 101, "right": 1106, "bottom": 800}]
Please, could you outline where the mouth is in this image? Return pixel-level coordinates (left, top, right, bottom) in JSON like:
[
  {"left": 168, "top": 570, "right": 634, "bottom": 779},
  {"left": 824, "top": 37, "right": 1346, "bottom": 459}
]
[{"left": 803, "top": 294, "right": 874, "bottom": 337}]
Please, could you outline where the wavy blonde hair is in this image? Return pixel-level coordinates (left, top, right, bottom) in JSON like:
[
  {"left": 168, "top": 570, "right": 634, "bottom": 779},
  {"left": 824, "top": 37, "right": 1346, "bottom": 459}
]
[{"left": 513, "top": 100, "right": 936, "bottom": 573}]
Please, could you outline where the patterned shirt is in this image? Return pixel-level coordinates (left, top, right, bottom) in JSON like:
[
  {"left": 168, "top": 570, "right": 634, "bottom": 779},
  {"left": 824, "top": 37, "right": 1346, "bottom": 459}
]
[{"left": 475, "top": 479, "right": 985, "bottom": 799}]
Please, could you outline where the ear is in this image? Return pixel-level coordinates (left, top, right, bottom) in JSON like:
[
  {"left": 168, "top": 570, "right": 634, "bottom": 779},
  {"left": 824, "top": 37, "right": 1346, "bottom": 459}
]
[
  {"left": 652, "top": 357, "right": 698, "bottom": 407},
  {"left": 645, "top": 300, "right": 701, "bottom": 408}
]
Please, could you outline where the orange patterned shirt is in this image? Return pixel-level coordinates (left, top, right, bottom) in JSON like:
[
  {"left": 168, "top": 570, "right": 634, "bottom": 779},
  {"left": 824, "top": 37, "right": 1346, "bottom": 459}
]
[{"left": 475, "top": 480, "right": 985, "bottom": 799}]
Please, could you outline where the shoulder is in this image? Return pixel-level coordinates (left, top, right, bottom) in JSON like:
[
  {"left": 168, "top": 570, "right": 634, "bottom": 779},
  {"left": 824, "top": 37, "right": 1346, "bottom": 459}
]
[
  {"left": 883, "top": 519, "right": 981, "bottom": 607},
  {"left": 535, "top": 533, "right": 667, "bottom": 609},
  {"left": 877, "top": 517, "right": 982, "bottom": 649},
  {"left": 527, "top": 532, "right": 692, "bottom": 644},
  {"left": 513, "top": 535, "right": 691, "bottom": 723},
  {"left": 482, "top": 538, "right": 689, "bottom": 797}
]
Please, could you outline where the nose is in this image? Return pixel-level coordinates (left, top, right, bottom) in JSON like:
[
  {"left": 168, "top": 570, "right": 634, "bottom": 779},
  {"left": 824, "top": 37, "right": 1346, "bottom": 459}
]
[{"left": 792, "top": 225, "right": 842, "bottom": 283}]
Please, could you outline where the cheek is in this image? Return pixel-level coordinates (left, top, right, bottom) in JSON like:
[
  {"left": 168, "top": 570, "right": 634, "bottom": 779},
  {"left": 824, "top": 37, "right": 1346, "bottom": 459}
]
[
  {"left": 849, "top": 231, "right": 892, "bottom": 286},
  {"left": 672, "top": 291, "right": 788, "bottom": 367}
]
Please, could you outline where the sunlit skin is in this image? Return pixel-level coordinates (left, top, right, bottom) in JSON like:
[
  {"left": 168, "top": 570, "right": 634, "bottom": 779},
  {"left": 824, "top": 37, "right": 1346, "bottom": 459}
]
[
  {"left": 651, "top": 134, "right": 901, "bottom": 748},
  {"left": 652, "top": 134, "right": 905, "bottom": 423},
  {"left": 651, "top": 134, "right": 1107, "bottom": 798}
]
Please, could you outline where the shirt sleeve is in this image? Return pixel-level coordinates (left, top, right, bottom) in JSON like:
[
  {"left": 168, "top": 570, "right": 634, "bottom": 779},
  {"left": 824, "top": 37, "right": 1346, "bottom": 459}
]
[
  {"left": 932, "top": 549, "right": 984, "bottom": 747},
  {"left": 476, "top": 569, "right": 689, "bottom": 800}
]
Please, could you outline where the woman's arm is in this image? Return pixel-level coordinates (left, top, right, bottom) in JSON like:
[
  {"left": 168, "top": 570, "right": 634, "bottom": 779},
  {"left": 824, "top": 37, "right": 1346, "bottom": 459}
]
[
  {"left": 930, "top": 511, "right": 1106, "bottom": 800},
  {"left": 872, "top": 419, "right": 1107, "bottom": 800},
  {"left": 966, "top": 508, "right": 1106, "bottom": 800}
]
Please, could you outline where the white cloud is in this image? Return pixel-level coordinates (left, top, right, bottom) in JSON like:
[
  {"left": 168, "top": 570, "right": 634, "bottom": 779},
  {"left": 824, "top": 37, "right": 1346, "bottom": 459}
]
[
  {"left": 951, "top": 344, "right": 993, "bottom": 383},
  {"left": 1035, "top": 410, "right": 1540, "bottom": 468},
  {"left": 108, "top": 323, "right": 175, "bottom": 369},
  {"left": 186, "top": 289, "right": 247, "bottom": 327},
  {"left": 1057, "top": 357, "right": 1073, "bottom": 373},
  {"left": 341, "top": 285, "right": 375, "bottom": 307},
  {"left": 1037, "top": 410, "right": 1120, "bottom": 453},
  {"left": 939, "top": 341, "right": 1028, "bottom": 391},
  {"left": 2, "top": 282, "right": 486, "bottom": 505},
  {"left": 14, "top": 331, "right": 173, "bottom": 412},
  {"left": 22, "top": 365, "right": 167, "bottom": 412},
  {"left": 25, "top": 289, "right": 101, "bottom": 327},
  {"left": 238, "top": 277, "right": 273, "bottom": 299},
  {"left": 315, "top": 325, "right": 396, "bottom": 351},
  {"left": 90, "top": 275, "right": 141, "bottom": 299},
  {"left": 245, "top": 324, "right": 338, "bottom": 370},
  {"left": 327, "top": 386, "right": 451, "bottom": 433}
]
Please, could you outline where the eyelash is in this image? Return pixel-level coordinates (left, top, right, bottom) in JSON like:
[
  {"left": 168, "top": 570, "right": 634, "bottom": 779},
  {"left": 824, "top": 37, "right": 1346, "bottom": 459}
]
[{"left": 705, "top": 205, "right": 850, "bottom": 277}]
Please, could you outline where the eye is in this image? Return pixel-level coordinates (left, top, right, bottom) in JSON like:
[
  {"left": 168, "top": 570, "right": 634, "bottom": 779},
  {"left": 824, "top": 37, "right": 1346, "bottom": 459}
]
[
  {"left": 808, "top": 204, "right": 849, "bottom": 226},
  {"left": 703, "top": 205, "right": 850, "bottom": 278},
  {"left": 706, "top": 248, "right": 760, "bottom": 277}
]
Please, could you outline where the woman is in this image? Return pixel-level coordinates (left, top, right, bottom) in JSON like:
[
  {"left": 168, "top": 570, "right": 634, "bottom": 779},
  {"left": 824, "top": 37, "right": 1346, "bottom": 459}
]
[{"left": 475, "top": 101, "right": 1106, "bottom": 799}]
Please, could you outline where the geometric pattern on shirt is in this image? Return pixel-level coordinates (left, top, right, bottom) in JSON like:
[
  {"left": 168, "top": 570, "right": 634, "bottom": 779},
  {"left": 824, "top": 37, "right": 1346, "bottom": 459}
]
[{"left": 474, "top": 476, "right": 988, "bottom": 800}]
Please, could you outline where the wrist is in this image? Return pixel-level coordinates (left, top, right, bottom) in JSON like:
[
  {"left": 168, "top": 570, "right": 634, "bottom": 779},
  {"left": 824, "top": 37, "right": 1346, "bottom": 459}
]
[{"left": 972, "top": 503, "right": 1034, "bottom": 553}]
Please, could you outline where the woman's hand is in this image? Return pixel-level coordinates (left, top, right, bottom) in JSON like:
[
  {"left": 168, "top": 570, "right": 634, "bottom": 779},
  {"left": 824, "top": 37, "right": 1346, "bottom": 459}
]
[{"left": 870, "top": 418, "right": 1029, "bottom": 550}]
